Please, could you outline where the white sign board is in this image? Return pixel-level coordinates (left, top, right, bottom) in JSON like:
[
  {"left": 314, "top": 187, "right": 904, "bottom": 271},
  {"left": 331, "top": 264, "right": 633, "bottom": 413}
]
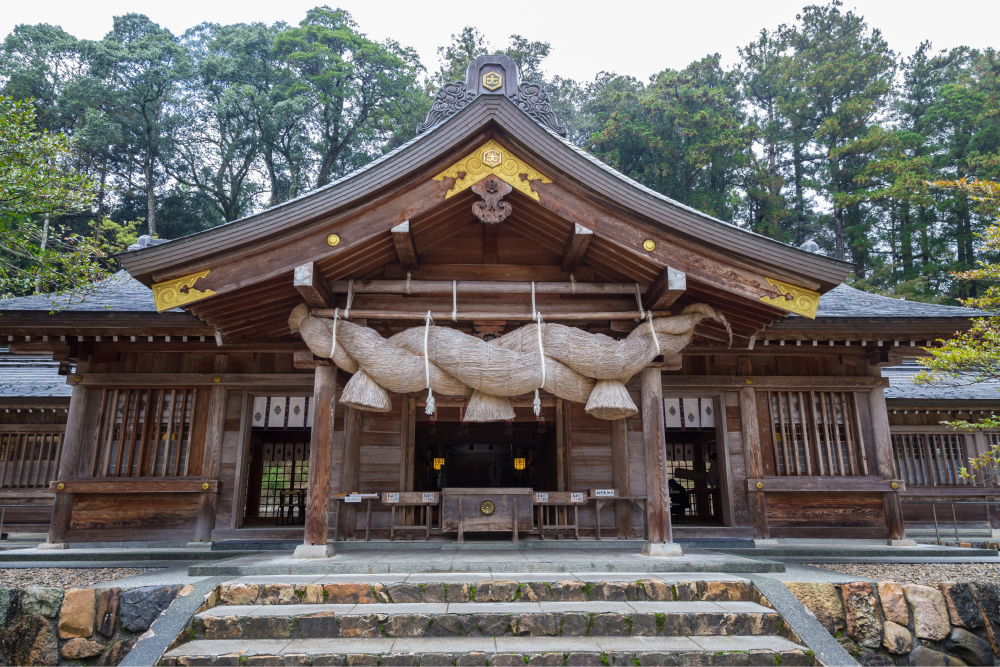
[
  {"left": 535, "top": 492, "right": 549, "bottom": 502},
  {"left": 594, "top": 489, "right": 615, "bottom": 497},
  {"left": 384, "top": 493, "right": 399, "bottom": 503},
  {"left": 570, "top": 492, "right": 585, "bottom": 503},
  {"left": 344, "top": 495, "right": 362, "bottom": 503},
  {"left": 422, "top": 493, "right": 436, "bottom": 502}
]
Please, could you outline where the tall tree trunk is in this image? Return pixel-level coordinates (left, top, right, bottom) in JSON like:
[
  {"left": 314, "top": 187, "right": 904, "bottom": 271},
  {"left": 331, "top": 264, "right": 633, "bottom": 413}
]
[
  {"left": 900, "top": 205, "right": 913, "bottom": 279},
  {"left": 793, "top": 144, "right": 806, "bottom": 245},
  {"left": 144, "top": 137, "right": 157, "bottom": 237}
]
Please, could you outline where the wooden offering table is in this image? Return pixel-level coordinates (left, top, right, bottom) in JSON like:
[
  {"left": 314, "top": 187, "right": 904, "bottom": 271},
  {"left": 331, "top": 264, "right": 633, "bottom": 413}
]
[
  {"left": 590, "top": 488, "right": 648, "bottom": 540},
  {"left": 382, "top": 491, "right": 440, "bottom": 541},
  {"left": 441, "top": 488, "right": 534, "bottom": 543},
  {"left": 533, "top": 491, "right": 588, "bottom": 540}
]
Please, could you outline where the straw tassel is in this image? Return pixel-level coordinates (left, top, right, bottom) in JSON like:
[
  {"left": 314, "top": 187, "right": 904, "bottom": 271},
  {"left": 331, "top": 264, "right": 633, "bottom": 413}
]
[{"left": 424, "top": 310, "right": 435, "bottom": 415}]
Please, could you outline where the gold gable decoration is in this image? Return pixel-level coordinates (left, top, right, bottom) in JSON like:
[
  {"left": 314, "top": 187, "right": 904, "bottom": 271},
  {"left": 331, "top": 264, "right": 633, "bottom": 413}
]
[
  {"left": 152, "top": 270, "right": 216, "bottom": 312},
  {"left": 433, "top": 140, "right": 552, "bottom": 201},
  {"left": 758, "top": 277, "right": 820, "bottom": 319}
]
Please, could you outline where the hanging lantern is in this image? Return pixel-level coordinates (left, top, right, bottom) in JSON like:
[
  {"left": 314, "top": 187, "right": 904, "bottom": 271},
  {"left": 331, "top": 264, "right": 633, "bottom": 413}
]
[
  {"left": 514, "top": 457, "right": 526, "bottom": 471},
  {"left": 433, "top": 457, "right": 445, "bottom": 470}
]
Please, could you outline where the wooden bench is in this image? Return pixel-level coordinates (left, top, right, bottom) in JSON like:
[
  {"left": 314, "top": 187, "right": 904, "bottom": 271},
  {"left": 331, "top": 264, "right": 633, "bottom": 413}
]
[
  {"left": 382, "top": 491, "right": 440, "bottom": 541},
  {"left": 532, "top": 491, "right": 588, "bottom": 540},
  {"left": 589, "top": 488, "right": 648, "bottom": 540}
]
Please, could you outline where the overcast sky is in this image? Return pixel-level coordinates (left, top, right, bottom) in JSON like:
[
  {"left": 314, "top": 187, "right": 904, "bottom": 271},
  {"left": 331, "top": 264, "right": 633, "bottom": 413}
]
[{"left": 3, "top": 0, "right": 998, "bottom": 82}]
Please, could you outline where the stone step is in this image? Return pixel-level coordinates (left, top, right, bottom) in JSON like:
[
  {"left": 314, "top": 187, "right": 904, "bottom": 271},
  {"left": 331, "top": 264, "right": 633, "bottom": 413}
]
[
  {"left": 192, "top": 601, "right": 781, "bottom": 640},
  {"left": 214, "top": 579, "right": 754, "bottom": 606},
  {"left": 160, "top": 635, "right": 813, "bottom": 666}
]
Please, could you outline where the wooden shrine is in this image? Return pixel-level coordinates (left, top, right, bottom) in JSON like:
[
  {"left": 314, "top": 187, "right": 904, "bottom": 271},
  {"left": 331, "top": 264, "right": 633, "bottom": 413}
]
[{"left": 0, "top": 55, "right": 992, "bottom": 550}]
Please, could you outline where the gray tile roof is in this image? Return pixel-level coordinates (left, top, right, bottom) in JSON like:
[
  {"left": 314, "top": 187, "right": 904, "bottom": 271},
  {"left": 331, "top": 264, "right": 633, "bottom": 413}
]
[
  {"left": 0, "top": 352, "right": 72, "bottom": 398},
  {"left": 813, "top": 283, "right": 987, "bottom": 319},
  {"left": 0, "top": 271, "right": 171, "bottom": 313},
  {"left": 884, "top": 360, "right": 1000, "bottom": 402}
]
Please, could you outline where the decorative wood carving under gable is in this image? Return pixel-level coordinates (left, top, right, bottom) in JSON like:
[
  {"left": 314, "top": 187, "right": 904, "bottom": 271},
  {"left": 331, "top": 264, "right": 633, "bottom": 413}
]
[
  {"left": 433, "top": 139, "right": 552, "bottom": 201},
  {"left": 471, "top": 175, "right": 513, "bottom": 224}
]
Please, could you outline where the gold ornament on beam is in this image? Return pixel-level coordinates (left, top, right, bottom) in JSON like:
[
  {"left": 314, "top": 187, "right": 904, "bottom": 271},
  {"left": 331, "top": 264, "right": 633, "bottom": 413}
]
[
  {"left": 152, "top": 270, "right": 216, "bottom": 312},
  {"left": 758, "top": 277, "right": 820, "bottom": 319},
  {"left": 433, "top": 139, "right": 552, "bottom": 201}
]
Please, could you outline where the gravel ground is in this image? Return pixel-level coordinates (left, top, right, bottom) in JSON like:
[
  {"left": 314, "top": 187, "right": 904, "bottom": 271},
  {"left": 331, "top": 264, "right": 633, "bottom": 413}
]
[
  {"left": 0, "top": 567, "right": 161, "bottom": 588},
  {"left": 808, "top": 562, "right": 1000, "bottom": 585}
]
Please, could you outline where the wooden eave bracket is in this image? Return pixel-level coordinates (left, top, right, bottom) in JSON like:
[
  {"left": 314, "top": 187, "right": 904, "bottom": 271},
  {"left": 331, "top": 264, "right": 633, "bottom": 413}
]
[
  {"left": 561, "top": 224, "right": 593, "bottom": 272},
  {"left": 391, "top": 221, "right": 419, "bottom": 271},
  {"left": 151, "top": 270, "right": 217, "bottom": 312},
  {"left": 294, "top": 261, "right": 333, "bottom": 308},
  {"left": 642, "top": 267, "right": 686, "bottom": 311}
]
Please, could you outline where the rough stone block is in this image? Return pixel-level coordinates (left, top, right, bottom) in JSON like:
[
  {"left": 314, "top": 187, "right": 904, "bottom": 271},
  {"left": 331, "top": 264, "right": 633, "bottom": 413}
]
[
  {"left": 876, "top": 581, "right": 907, "bottom": 626},
  {"left": 975, "top": 583, "right": 1000, "bottom": 624},
  {"left": 388, "top": 584, "right": 423, "bottom": 604},
  {"left": 713, "top": 653, "right": 748, "bottom": 666},
  {"left": 1, "top": 614, "right": 58, "bottom": 666},
  {"left": 0, "top": 589, "right": 19, "bottom": 628},
  {"left": 220, "top": 583, "right": 258, "bottom": 606},
  {"left": 529, "top": 653, "right": 564, "bottom": 665},
  {"left": 324, "top": 583, "right": 375, "bottom": 604},
  {"left": 638, "top": 653, "right": 679, "bottom": 666},
  {"left": 338, "top": 614, "right": 380, "bottom": 638},
  {"left": 385, "top": 613, "right": 432, "bottom": 637},
  {"left": 561, "top": 611, "right": 590, "bottom": 636},
  {"left": 660, "top": 612, "right": 694, "bottom": 636},
  {"left": 514, "top": 613, "right": 558, "bottom": 636},
  {"left": 213, "top": 653, "right": 243, "bottom": 666},
  {"left": 490, "top": 654, "right": 526, "bottom": 666},
  {"left": 455, "top": 651, "right": 487, "bottom": 666},
  {"left": 244, "top": 656, "right": 283, "bottom": 666},
  {"left": 747, "top": 650, "right": 776, "bottom": 667},
  {"left": 301, "top": 584, "right": 324, "bottom": 605},
  {"left": 566, "top": 653, "right": 604, "bottom": 666},
  {"left": 909, "top": 644, "right": 967, "bottom": 666},
  {"left": 691, "top": 612, "right": 725, "bottom": 636},
  {"left": 58, "top": 587, "right": 96, "bottom": 639},
  {"left": 242, "top": 615, "right": 294, "bottom": 639},
  {"left": 283, "top": 653, "right": 311, "bottom": 666},
  {"left": 675, "top": 582, "right": 698, "bottom": 601},
  {"left": 592, "top": 612, "right": 629, "bottom": 636},
  {"left": 471, "top": 612, "right": 510, "bottom": 636},
  {"left": 701, "top": 581, "right": 747, "bottom": 601},
  {"left": 61, "top": 637, "right": 104, "bottom": 660},
  {"left": 203, "top": 615, "right": 241, "bottom": 640},
  {"left": 674, "top": 652, "right": 711, "bottom": 666},
  {"left": 298, "top": 611, "right": 338, "bottom": 638},
  {"left": 588, "top": 581, "right": 628, "bottom": 601},
  {"left": 381, "top": 652, "right": 418, "bottom": 666},
  {"left": 882, "top": 620, "right": 912, "bottom": 654},
  {"left": 550, "top": 580, "right": 586, "bottom": 602},
  {"left": 429, "top": 613, "right": 463, "bottom": 636},
  {"left": 784, "top": 582, "right": 845, "bottom": 634},
  {"left": 95, "top": 588, "right": 120, "bottom": 638},
  {"left": 176, "top": 657, "right": 213, "bottom": 666},
  {"left": 903, "top": 584, "right": 951, "bottom": 641},
  {"left": 312, "top": 654, "right": 346, "bottom": 666},
  {"left": 447, "top": 583, "right": 470, "bottom": 603},
  {"left": 940, "top": 582, "right": 984, "bottom": 629},
  {"left": 840, "top": 581, "right": 882, "bottom": 649},
  {"left": 945, "top": 626, "right": 993, "bottom": 666},
  {"left": 346, "top": 655, "right": 379, "bottom": 666},
  {"left": 121, "top": 585, "right": 179, "bottom": 633},
  {"left": 420, "top": 653, "right": 454, "bottom": 666},
  {"left": 424, "top": 583, "right": 446, "bottom": 603},
  {"left": 259, "top": 583, "right": 298, "bottom": 605},
  {"left": 640, "top": 579, "right": 672, "bottom": 601},
  {"left": 632, "top": 612, "right": 658, "bottom": 636},
  {"left": 475, "top": 580, "right": 519, "bottom": 602},
  {"left": 372, "top": 583, "right": 391, "bottom": 603},
  {"left": 19, "top": 588, "right": 63, "bottom": 618},
  {"left": 778, "top": 650, "right": 811, "bottom": 666}
]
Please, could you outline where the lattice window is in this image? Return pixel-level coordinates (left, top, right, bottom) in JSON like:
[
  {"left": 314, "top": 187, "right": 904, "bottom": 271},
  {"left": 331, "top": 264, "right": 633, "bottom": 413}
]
[
  {"left": 257, "top": 440, "right": 309, "bottom": 519},
  {"left": 90, "top": 388, "right": 197, "bottom": 477},
  {"left": 0, "top": 432, "right": 63, "bottom": 489},
  {"left": 892, "top": 433, "right": 970, "bottom": 486},
  {"left": 768, "top": 391, "right": 868, "bottom": 476}
]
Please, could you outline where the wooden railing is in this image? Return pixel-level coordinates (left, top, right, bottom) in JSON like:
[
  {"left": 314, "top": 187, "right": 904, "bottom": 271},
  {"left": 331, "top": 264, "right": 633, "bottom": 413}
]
[
  {"left": 0, "top": 430, "right": 63, "bottom": 490},
  {"left": 767, "top": 390, "right": 868, "bottom": 476}
]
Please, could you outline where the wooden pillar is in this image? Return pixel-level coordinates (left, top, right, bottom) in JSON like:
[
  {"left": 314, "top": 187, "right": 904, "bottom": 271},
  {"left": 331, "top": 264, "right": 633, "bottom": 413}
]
[
  {"left": 193, "top": 355, "right": 228, "bottom": 543},
  {"left": 45, "top": 369, "right": 90, "bottom": 547},
  {"left": 340, "top": 406, "right": 363, "bottom": 540},
  {"left": 641, "top": 367, "right": 680, "bottom": 555},
  {"left": 295, "top": 365, "right": 336, "bottom": 558},
  {"left": 555, "top": 400, "right": 565, "bottom": 492},
  {"left": 610, "top": 418, "right": 632, "bottom": 538},
  {"left": 737, "top": 356, "right": 768, "bottom": 540},
  {"left": 866, "top": 365, "right": 906, "bottom": 542},
  {"left": 972, "top": 431, "right": 1000, "bottom": 532}
]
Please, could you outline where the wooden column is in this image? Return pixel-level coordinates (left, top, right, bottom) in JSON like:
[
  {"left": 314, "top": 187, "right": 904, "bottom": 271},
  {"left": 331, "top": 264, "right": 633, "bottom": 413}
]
[
  {"left": 972, "top": 431, "right": 1000, "bottom": 532},
  {"left": 305, "top": 365, "right": 337, "bottom": 546},
  {"left": 738, "top": 356, "right": 768, "bottom": 539},
  {"left": 45, "top": 368, "right": 90, "bottom": 546},
  {"left": 340, "top": 406, "right": 363, "bottom": 540},
  {"left": 866, "top": 365, "right": 906, "bottom": 541},
  {"left": 193, "top": 355, "right": 228, "bottom": 543},
  {"left": 555, "top": 400, "right": 565, "bottom": 492},
  {"left": 641, "top": 367, "right": 678, "bottom": 554},
  {"left": 610, "top": 418, "right": 632, "bottom": 538}
]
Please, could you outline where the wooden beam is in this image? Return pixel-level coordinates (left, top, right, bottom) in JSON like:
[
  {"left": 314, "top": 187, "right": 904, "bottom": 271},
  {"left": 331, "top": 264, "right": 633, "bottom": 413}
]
[
  {"left": 643, "top": 267, "right": 686, "bottom": 311},
  {"left": 312, "top": 308, "right": 670, "bottom": 322},
  {"left": 50, "top": 479, "right": 219, "bottom": 493},
  {"left": 747, "top": 477, "right": 903, "bottom": 493},
  {"left": 610, "top": 418, "right": 632, "bottom": 538},
  {"left": 294, "top": 262, "right": 334, "bottom": 308},
  {"left": 641, "top": 367, "right": 673, "bottom": 545},
  {"left": 561, "top": 224, "right": 593, "bottom": 272},
  {"left": 646, "top": 376, "right": 888, "bottom": 390},
  {"left": 327, "top": 278, "right": 645, "bottom": 295},
  {"left": 73, "top": 374, "right": 315, "bottom": 387},
  {"left": 305, "top": 365, "right": 336, "bottom": 547},
  {"left": 391, "top": 221, "right": 419, "bottom": 271}
]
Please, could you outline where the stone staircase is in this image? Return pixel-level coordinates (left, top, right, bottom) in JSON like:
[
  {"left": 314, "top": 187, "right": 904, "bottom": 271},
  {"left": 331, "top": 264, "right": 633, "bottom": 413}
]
[{"left": 158, "top": 576, "right": 814, "bottom": 666}]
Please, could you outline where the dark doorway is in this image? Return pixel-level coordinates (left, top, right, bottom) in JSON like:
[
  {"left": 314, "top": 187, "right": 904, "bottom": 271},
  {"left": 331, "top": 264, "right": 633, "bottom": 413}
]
[
  {"left": 664, "top": 430, "right": 723, "bottom": 526},
  {"left": 415, "top": 421, "right": 557, "bottom": 492},
  {"left": 242, "top": 429, "right": 310, "bottom": 526}
]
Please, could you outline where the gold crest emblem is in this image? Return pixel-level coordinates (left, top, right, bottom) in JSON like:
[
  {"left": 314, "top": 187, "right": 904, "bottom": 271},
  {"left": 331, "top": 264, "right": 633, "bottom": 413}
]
[
  {"left": 482, "top": 148, "right": 502, "bottom": 168},
  {"left": 480, "top": 500, "right": 496, "bottom": 515},
  {"left": 482, "top": 71, "right": 502, "bottom": 91}
]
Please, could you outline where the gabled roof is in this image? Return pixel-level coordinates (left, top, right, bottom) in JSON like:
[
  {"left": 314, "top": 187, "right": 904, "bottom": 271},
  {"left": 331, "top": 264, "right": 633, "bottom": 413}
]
[
  {"left": 0, "top": 271, "right": 176, "bottom": 313},
  {"left": 0, "top": 351, "right": 72, "bottom": 399},
  {"left": 814, "top": 284, "right": 988, "bottom": 318},
  {"left": 884, "top": 359, "right": 1000, "bottom": 405}
]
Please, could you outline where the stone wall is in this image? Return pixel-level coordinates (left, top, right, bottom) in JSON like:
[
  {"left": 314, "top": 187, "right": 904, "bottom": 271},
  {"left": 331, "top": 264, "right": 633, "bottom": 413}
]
[
  {"left": 0, "top": 585, "right": 181, "bottom": 666},
  {"left": 786, "top": 580, "right": 1000, "bottom": 666}
]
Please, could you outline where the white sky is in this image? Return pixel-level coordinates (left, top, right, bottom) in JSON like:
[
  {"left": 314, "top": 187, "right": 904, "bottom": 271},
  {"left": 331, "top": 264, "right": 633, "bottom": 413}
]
[{"left": 3, "top": 0, "right": 998, "bottom": 83}]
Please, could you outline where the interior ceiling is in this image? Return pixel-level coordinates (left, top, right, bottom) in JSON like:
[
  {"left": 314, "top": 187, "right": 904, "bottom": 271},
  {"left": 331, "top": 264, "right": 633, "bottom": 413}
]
[{"left": 187, "top": 188, "right": 788, "bottom": 343}]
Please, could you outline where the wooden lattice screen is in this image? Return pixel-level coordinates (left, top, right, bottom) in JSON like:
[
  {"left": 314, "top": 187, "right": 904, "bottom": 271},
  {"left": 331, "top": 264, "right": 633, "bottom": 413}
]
[
  {"left": 892, "top": 433, "right": 970, "bottom": 486},
  {"left": 767, "top": 390, "right": 868, "bottom": 476},
  {"left": 90, "top": 388, "right": 197, "bottom": 477},
  {"left": 0, "top": 432, "right": 63, "bottom": 489}
]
